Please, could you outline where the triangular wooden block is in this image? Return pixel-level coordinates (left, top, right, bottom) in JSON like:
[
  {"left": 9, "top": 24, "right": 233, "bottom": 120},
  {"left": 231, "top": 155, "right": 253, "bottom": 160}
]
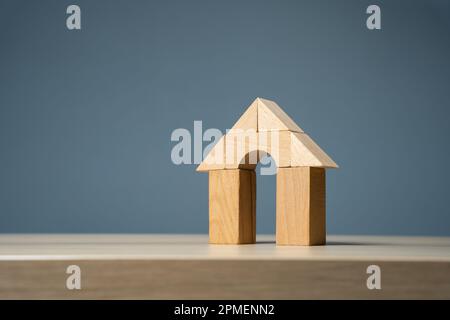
[
  {"left": 197, "top": 97, "right": 338, "bottom": 171},
  {"left": 257, "top": 98, "right": 303, "bottom": 132},
  {"left": 231, "top": 99, "right": 258, "bottom": 131},
  {"left": 290, "top": 132, "right": 338, "bottom": 168},
  {"left": 196, "top": 135, "right": 226, "bottom": 171}
]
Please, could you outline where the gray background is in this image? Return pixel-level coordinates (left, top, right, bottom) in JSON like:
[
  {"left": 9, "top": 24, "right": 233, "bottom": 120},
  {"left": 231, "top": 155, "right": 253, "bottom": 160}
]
[{"left": 1, "top": 0, "right": 449, "bottom": 236}]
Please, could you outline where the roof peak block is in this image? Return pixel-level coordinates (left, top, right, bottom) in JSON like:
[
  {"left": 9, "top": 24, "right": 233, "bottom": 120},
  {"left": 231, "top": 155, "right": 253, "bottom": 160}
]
[
  {"left": 230, "top": 99, "right": 258, "bottom": 131},
  {"left": 256, "top": 98, "right": 303, "bottom": 133},
  {"left": 230, "top": 97, "right": 304, "bottom": 132},
  {"left": 197, "top": 97, "right": 338, "bottom": 171}
]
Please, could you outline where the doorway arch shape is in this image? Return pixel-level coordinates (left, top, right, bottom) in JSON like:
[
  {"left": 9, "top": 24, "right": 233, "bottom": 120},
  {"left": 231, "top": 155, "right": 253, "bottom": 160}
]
[{"left": 197, "top": 98, "right": 338, "bottom": 246}]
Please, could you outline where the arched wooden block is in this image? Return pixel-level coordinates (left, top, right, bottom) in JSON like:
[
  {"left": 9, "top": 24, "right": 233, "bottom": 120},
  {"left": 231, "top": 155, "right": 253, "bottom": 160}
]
[{"left": 197, "top": 97, "right": 338, "bottom": 171}]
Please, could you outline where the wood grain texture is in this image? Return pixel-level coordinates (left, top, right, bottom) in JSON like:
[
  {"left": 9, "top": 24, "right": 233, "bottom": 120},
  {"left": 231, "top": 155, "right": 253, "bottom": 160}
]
[
  {"left": 290, "top": 132, "right": 338, "bottom": 168},
  {"left": 197, "top": 97, "right": 338, "bottom": 171},
  {"left": 257, "top": 98, "right": 303, "bottom": 133},
  {"left": 257, "top": 130, "right": 291, "bottom": 167},
  {"left": 209, "top": 169, "right": 256, "bottom": 244},
  {"left": 1, "top": 235, "right": 450, "bottom": 299},
  {"left": 276, "top": 167, "right": 326, "bottom": 246},
  {"left": 1, "top": 260, "right": 449, "bottom": 299},
  {"left": 1, "top": 234, "right": 450, "bottom": 261},
  {"left": 196, "top": 135, "right": 226, "bottom": 171},
  {"left": 199, "top": 130, "right": 339, "bottom": 170},
  {"left": 224, "top": 129, "right": 259, "bottom": 169},
  {"left": 219, "top": 130, "right": 293, "bottom": 169},
  {"left": 230, "top": 99, "right": 258, "bottom": 131}
]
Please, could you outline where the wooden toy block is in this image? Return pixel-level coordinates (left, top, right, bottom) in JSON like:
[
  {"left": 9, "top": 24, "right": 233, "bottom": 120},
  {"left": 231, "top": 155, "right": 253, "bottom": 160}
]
[
  {"left": 198, "top": 97, "right": 337, "bottom": 246},
  {"left": 223, "top": 130, "right": 291, "bottom": 169},
  {"left": 257, "top": 130, "right": 291, "bottom": 167},
  {"left": 290, "top": 132, "right": 338, "bottom": 168},
  {"left": 230, "top": 99, "right": 258, "bottom": 131},
  {"left": 197, "top": 135, "right": 226, "bottom": 172},
  {"left": 257, "top": 98, "right": 303, "bottom": 133},
  {"left": 276, "top": 167, "right": 326, "bottom": 245},
  {"left": 209, "top": 169, "right": 256, "bottom": 244},
  {"left": 224, "top": 129, "right": 259, "bottom": 170}
]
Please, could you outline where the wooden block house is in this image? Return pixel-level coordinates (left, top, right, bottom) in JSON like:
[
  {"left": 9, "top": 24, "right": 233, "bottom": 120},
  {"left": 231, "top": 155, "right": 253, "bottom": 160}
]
[{"left": 197, "top": 98, "right": 338, "bottom": 246}]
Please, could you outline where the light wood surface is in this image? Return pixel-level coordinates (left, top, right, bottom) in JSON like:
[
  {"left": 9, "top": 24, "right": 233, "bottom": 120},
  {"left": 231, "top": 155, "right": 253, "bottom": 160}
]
[
  {"left": 1, "top": 234, "right": 449, "bottom": 261},
  {"left": 197, "top": 135, "right": 225, "bottom": 171},
  {"left": 230, "top": 99, "right": 258, "bottom": 131},
  {"left": 257, "top": 98, "right": 304, "bottom": 133},
  {"left": 224, "top": 129, "right": 259, "bottom": 169},
  {"left": 257, "top": 130, "right": 291, "bottom": 167},
  {"left": 209, "top": 170, "right": 256, "bottom": 244},
  {"left": 276, "top": 167, "right": 326, "bottom": 245},
  {"left": 290, "top": 132, "right": 338, "bottom": 168},
  {"left": 1, "top": 235, "right": 450, "bottom": 299},
  {"left": 208, "top": 165, "right": 328, "bottom": 246},
  {"left": 196, "top": 97, "right": 338, "bottom": 171}
]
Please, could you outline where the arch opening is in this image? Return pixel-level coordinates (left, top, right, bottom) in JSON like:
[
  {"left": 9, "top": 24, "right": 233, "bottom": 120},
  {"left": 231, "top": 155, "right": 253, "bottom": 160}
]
[
  {"left": 236, "top": 150, "right": 277, "bottom": 173},
  {"left": 238, "top": 151, "right": 277, "bottom": 242},
  {"left": 208, "top": 150, "right": 326, "bottom": 246}
]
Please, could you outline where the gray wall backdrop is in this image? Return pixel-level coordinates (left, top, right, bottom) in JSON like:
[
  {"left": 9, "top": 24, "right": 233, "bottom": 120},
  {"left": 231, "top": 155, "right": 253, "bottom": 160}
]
[{"left": 1, "top": 0, "right": 450, "bottom": 235}]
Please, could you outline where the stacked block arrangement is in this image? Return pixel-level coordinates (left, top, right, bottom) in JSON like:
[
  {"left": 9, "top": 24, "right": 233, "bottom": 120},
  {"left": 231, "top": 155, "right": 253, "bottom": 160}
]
[{"left": 197, "top": 98, "right": 338, "bottom": 245}]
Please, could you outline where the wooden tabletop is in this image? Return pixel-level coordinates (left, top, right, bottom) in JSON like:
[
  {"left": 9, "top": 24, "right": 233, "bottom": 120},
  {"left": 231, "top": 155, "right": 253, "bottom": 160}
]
[
  {"left": 1, "top": 234, "right": 450, "bottom": 261},
  {"left": 1, "top": 234, "right": 449, "bottom": 299}
]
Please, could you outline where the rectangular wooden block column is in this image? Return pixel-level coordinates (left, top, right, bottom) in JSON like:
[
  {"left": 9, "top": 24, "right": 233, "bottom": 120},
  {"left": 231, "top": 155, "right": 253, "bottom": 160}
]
[
  {"left": 209, "top": 169, "right": 256, "bottom": 244},
  {"left": 276, "top": 167, "right": 326, "bottom": 246}
]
